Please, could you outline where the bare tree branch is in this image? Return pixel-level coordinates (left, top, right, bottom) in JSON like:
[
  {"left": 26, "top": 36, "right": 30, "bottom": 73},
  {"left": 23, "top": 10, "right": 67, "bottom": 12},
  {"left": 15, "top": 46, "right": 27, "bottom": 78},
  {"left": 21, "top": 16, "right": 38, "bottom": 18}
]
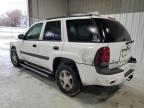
[{"left": 0, "top": 9, "right": 27, "bottom": 27}]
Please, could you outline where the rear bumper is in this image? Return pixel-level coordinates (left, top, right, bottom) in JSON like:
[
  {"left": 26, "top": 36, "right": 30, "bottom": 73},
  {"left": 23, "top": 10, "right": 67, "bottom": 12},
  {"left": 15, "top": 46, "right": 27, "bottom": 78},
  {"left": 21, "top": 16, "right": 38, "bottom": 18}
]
[{"left": 76, "top": 62, "right": 136, "bottom": 86}]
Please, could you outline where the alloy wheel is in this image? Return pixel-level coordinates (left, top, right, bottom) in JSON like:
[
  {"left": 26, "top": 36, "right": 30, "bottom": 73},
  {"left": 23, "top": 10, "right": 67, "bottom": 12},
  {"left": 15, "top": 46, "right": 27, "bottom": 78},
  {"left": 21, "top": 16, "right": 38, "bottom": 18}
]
[{"left": 59, "top": 70, "right": 73, "bottom": 91}]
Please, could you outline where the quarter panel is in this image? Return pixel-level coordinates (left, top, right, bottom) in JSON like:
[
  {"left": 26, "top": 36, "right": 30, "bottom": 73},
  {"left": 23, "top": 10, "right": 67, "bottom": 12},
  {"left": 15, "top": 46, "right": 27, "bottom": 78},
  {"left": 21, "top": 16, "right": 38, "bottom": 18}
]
[{"left": 62, "top": 42, "right": 109, "bottom": 65}]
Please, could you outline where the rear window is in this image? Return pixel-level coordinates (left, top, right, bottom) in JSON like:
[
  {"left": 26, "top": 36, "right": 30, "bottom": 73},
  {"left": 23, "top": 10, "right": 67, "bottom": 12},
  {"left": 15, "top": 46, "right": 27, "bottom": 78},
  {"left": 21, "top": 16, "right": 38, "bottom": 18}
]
[
  {"left": 95, "top": 19, "right": 131, "bottom": 42},
  {"left": 66, "top": 19, "right": 101, "bottom": 43}
]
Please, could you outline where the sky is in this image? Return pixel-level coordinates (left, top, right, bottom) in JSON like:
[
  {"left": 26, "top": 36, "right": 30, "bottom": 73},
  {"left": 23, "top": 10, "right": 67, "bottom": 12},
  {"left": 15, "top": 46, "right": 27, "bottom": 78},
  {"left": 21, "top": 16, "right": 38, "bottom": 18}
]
[{"left": 0, "top": 0, "right": 27, "bottom": 15}]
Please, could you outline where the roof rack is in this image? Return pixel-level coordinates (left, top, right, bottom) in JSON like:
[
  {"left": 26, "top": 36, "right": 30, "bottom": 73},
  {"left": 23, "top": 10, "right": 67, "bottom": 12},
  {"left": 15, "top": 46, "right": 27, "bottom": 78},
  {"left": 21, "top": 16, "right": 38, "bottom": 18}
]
[
  {"left": 46, "top": 16, "right": 67, "bottom": 20},
  {"left": 46, "top": 13, "right": 100, "bottom": 20},
  {"left": 71, "top": 13, "right": 99, "bottom": 16}
]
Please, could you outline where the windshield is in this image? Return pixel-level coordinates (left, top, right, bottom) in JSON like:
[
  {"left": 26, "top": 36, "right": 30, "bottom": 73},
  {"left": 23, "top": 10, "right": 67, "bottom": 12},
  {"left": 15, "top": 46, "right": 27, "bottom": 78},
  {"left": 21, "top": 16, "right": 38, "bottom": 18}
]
[{"left": 94, "top": 19, "right": 131, "bottom": 42}]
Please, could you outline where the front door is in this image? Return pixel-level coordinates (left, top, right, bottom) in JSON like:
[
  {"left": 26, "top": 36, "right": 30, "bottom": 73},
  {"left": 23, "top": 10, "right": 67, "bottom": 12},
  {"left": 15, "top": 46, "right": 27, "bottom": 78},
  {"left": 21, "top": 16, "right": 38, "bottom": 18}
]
[{"left": 20, "top": 23, "right": 43, "bottom": 64}]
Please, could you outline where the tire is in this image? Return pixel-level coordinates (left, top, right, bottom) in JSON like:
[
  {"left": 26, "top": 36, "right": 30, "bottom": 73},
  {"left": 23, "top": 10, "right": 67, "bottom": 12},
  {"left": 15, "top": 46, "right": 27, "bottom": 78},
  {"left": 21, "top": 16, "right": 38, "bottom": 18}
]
[
  {"left": 10, "top": 49, "right": 21, "bottom": 67},
  {"left": 55, "top": 63, "right": 81, "bottom": 97}
]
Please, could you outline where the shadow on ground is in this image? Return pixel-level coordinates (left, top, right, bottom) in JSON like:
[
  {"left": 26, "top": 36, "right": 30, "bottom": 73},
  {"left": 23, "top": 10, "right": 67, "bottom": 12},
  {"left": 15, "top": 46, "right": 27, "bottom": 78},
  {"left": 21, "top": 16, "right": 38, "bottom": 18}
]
[
  {"left": 19, "top": 66, "right": 120, "bottom": 104},
  {"left": 75, "top": 85, "right": 120, "bottom": 104}
]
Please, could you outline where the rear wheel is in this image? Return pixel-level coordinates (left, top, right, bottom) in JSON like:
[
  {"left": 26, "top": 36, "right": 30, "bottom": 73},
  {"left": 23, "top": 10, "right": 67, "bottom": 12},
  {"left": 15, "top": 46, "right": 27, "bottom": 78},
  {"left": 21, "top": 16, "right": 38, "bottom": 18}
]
[
  {"left": 10, "top": 49, "right": 21, "bottom": 67},
  {"left": 56, "top": 63, "right": 81, "bottom": 97}
]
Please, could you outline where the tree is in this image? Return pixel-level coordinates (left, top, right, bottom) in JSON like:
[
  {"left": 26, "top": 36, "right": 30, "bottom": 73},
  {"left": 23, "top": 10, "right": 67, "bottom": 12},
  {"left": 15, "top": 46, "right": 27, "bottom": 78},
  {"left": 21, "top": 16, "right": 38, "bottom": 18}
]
[{"left": 0, "top": 9, "right": 27, "bottom": 27}]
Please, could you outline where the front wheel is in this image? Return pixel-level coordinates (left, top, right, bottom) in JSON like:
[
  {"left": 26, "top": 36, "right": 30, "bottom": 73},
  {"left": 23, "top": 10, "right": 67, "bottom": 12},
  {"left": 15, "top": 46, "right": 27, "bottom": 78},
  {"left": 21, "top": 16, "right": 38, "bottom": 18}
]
[
  {"left": 10, "top": 49, "right": 21, "bottom": 67},
  {"left": 56, "top": 63, "right": 81, "bottom": 97}
]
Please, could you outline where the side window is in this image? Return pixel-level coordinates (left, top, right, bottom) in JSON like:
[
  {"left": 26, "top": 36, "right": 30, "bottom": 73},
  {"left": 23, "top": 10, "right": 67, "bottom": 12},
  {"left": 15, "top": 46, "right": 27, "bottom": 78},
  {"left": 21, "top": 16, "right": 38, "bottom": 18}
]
[
  {"left": 25, "top": 23, "right": 43, "bottom": 40},
  {"left": 43, "top": 21, "right": 61, "bottom": 41},
  {"left": 66, "top": 19, "right": 100, "bottom": 42}
]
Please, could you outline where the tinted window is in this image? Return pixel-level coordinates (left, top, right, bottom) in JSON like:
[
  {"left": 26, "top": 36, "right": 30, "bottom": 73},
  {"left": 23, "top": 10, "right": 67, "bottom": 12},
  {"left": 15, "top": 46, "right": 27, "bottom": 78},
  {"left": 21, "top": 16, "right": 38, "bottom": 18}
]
[
  {"left": 43, "top": 21, "right": 61, "bottom": 41},
  {"left": 95, "top": 19, "right": 131, "bottom": 42},
  {"left": 25, "top": 23, "right": 43, "bottom": 40},
  {"left": 66, "top": 19, "right": 100, "bottom": 42}
]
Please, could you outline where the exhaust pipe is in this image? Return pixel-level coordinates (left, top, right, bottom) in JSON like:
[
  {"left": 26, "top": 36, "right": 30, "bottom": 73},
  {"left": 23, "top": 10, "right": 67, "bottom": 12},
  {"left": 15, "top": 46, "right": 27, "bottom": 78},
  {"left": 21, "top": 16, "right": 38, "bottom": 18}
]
[{"left": 127, "top": 75, "right": 133, "bottom": 81}]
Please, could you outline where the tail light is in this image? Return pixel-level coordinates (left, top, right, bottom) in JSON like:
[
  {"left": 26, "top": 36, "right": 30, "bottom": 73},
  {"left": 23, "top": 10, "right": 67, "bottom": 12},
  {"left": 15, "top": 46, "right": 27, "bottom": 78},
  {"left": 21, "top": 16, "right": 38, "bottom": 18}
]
[{"left": 95, "top": 47, "right": 110, "bottom": 67}]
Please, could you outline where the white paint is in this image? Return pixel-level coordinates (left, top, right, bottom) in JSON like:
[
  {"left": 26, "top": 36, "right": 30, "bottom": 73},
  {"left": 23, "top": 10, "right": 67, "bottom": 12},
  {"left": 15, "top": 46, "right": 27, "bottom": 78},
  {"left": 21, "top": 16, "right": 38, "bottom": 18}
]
[
  {"left": 67, "top": 0, "right": 144, "bottom": 62},
  {"left": 102, "top": 12, "right": 144, "bottom": 62},
  {"left": 29, "top": 0, "right": 144, "bottom": 62},
  {"left": 10, "top": 16, "right": 135, "bottom": 86},
  {"left": 1, "top": 39, "right": 144, "bottom": 108}
]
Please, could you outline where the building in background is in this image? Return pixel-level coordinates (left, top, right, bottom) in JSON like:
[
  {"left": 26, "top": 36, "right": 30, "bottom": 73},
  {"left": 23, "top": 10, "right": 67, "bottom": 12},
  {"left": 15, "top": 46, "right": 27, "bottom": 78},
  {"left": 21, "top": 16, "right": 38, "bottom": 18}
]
[{"left": 28, "top": 0, "right": 144, "bottom": 62}]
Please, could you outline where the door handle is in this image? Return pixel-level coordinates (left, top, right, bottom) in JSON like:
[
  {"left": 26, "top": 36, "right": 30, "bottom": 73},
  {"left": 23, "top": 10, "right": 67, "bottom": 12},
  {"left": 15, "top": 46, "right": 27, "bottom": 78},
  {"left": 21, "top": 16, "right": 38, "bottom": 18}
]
[
  {"left": 53, "top": 46, "right": 59, "bottom": 50},
  {"left": 33, "top": 44, "right": 37, "bottom": 47}
]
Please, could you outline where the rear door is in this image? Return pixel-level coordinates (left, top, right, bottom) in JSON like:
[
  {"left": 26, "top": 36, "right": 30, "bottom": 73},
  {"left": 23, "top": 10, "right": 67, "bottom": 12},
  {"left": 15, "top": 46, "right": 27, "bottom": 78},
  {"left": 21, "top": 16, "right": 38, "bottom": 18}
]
[
  {"left": 38, "top": 20, "right": 63, "bottom": 71},
  {"left": 95, "top": 19, "right": 132, "bottom": 69}
]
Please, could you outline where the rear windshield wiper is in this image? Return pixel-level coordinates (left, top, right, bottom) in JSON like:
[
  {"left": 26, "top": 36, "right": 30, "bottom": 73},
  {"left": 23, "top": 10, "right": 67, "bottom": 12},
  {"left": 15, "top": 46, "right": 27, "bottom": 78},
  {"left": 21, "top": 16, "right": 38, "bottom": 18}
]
[{"left": 126, "top": 40, "right": 134, "bottom": 45}]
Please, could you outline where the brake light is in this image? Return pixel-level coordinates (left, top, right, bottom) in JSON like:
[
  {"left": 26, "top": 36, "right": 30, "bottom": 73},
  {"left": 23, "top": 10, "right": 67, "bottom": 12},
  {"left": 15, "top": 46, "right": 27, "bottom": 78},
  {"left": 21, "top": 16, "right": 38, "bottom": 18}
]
[{"left": 95, "top": 47, "right": 110, "bottom": 67}]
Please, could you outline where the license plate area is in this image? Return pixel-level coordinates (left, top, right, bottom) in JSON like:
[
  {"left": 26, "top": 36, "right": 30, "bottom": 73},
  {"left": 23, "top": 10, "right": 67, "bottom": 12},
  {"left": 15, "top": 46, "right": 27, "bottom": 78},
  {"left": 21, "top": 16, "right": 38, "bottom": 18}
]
[
  {"left": 122, "top": 48, "right": 130, "bottom": 57},
  {"left": 120, "top": 47, "right": 131, "bottom": 61}
]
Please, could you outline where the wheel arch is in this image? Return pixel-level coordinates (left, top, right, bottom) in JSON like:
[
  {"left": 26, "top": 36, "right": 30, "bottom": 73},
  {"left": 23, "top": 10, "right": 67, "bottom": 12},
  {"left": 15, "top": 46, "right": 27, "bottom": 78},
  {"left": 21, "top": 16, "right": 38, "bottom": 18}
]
[{"left": 53, "top": 57, "right": 82, "bottom": 83}]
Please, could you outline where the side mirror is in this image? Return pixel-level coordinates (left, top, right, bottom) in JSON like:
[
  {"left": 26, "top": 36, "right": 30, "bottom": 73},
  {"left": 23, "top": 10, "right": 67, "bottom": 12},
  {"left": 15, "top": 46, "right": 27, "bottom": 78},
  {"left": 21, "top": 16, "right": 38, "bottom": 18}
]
[{"left": 18, "top": 34, "right": 25, "bottom": 39}]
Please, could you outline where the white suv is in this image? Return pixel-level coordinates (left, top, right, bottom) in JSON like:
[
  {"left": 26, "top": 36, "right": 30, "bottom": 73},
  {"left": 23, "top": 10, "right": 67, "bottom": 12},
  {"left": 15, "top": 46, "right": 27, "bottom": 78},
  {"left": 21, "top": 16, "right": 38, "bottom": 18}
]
[{"left": 10, "top": 15, "right": 136, "bottom": 96}]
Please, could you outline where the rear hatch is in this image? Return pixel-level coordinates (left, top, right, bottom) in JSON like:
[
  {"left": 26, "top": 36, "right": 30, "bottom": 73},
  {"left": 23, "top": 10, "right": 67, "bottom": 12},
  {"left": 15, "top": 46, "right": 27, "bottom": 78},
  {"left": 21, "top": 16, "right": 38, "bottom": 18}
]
[
  {"left": 109, "top": 42, "right": 132, "bottom": 69},
  {"left": 94, "top": 18, "right": 133, "bottom": 69}
]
